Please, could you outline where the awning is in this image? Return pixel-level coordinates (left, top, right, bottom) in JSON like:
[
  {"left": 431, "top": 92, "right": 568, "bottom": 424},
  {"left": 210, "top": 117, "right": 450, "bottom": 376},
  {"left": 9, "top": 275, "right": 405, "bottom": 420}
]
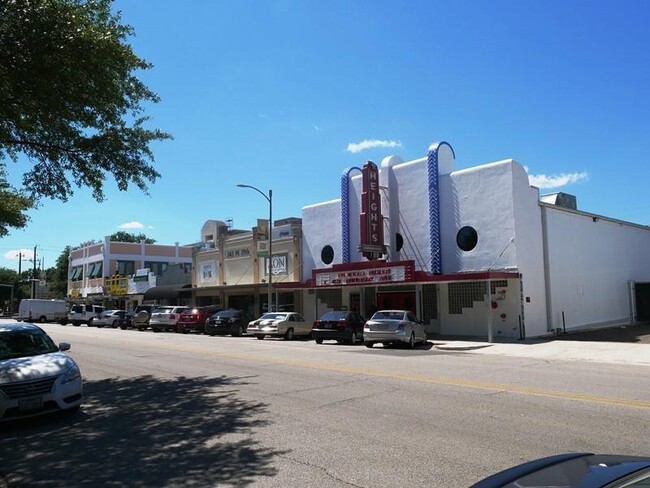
[{"left": 143, "top": 284, "right": 192, "bottom": 301}]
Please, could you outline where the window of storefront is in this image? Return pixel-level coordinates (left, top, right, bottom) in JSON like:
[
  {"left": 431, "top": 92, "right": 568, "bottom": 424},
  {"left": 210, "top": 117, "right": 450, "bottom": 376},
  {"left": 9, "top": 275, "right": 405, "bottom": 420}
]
[
  {"left": 145, "top": 261, "right": 168, "bottom": 276},
  {"left": 117, "top": 260, "right": 135, "bottom": 276}
]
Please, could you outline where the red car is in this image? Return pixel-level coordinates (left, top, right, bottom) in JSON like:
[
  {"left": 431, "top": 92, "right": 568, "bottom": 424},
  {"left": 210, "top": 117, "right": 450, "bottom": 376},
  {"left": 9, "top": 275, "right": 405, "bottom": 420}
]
[{"left": 176, "top": 306, "right": 221, "bottom": 334}]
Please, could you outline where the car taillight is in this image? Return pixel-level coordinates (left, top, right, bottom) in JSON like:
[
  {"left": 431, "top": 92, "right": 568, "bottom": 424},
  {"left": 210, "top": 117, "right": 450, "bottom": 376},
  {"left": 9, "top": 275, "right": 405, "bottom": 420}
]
[
  {"left": 337, "top": 319, "right": 347, "bottom": 329},
  {"left": 313, "top": 320, "right": 320, "bottom": 327},
  {"left": 170, "top": 314, "right": 176, "bottom": 319},
  {"left": 396, "top": 322, "right": 406, "bottom": 331}
]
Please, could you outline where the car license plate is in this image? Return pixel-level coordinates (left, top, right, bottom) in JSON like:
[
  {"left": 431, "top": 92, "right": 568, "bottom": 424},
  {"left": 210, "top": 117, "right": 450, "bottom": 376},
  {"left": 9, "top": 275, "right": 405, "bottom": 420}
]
[
  {"left": 19, "top": 397, "right": 43, "bottom": 412},
  {"left": 214, "top": 320, "right": 222, "bottom": 325}
]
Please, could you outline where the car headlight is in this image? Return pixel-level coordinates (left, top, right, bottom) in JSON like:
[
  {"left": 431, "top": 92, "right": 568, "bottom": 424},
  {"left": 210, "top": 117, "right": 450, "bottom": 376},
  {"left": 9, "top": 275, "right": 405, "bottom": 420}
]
[{"left": 61, "top": 364, "right": 81, "bottom": 384}]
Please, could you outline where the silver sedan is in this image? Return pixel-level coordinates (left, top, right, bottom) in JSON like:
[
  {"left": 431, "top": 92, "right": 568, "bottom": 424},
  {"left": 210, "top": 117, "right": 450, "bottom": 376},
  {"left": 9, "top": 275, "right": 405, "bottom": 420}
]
[{"left": 363, "top": 310, "right": 427, "bottom": 349}]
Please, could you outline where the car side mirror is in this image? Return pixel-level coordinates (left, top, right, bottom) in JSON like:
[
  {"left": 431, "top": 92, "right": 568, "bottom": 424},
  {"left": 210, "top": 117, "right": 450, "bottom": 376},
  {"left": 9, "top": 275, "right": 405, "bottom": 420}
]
[{"left": 59, "top": 342, "right": 71, "bottom": 351}]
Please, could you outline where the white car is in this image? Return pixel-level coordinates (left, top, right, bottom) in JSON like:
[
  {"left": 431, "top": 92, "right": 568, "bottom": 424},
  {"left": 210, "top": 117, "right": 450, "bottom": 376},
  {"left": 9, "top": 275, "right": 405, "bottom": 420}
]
[
  {"left": 93, "top": 309, "right": 130, "bottom": 328},
  {"left": 150, "top": 306, "right": 188, "bottom": 332},
  {"left": 247, "top": 312, "right": 312, "bottom": 340},
  {"left": 363, "top": 310, "right": 428, "bottom": 349},
  {"left": 0, "top": 323, "right": 83, "bottom": 421}
]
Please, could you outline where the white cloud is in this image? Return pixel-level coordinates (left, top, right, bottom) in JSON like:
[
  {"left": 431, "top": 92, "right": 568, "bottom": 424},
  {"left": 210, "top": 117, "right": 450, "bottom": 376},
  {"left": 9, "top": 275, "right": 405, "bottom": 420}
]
[
  {"left": 525, "top": 167, "right": 589, "bottom": 189},
  {"left": 257, "top": 113, "right": 269, "bottom": 119},
  {"left": 314, "top": 125, "right": 321, "bottom": 132},
  {"left": 4, "top": 249, "right": 33, "bottom": 260},
  {"left": 119, "top": 221, "right": 145, "bottom": 230},
  {"left": 346, "top": 139, "right": 402, "bottom": 154}
]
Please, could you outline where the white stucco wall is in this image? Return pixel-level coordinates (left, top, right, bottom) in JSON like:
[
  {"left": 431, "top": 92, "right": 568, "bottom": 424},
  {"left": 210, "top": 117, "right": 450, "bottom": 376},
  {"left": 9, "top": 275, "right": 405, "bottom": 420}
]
[
  {"left": 302, "top": 199, "right": 342, "bottom": 282},
  {"left": 544, "top": 207, "right": 650, "bottom": 331}
]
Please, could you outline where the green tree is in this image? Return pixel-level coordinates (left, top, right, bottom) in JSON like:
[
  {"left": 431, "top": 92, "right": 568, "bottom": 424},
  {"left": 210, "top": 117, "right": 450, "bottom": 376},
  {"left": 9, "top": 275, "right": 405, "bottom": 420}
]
[
  {"left": 0, "top": 0, "right": 171, "bottom": 235},
  {"left": 0, "top": 167, "right": 33, "bottom": 237},
  {"left": 46, "top": 246, "right": 71, "bottom": 298},
  {"left": 109, "top": 231, "right": 156, "bottom": 244}
]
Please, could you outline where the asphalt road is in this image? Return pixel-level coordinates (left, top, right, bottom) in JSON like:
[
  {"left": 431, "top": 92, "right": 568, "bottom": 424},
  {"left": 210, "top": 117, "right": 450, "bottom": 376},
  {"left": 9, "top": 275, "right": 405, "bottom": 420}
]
[{"left": 2, "top": 322, "right": 650, "bottom": 487}]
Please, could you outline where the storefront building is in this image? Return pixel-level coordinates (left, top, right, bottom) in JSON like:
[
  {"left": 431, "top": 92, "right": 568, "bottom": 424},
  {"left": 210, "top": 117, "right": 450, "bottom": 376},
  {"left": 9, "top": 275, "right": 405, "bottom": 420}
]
[
  {"left": 68, "top": 237, "right": 193, "bottom": 308},
  {"left": 193, "top": 218, "right": 303, "bottom": 318},
  {"left": 299, "top": 141, "right": 650, "bottom": 339}
]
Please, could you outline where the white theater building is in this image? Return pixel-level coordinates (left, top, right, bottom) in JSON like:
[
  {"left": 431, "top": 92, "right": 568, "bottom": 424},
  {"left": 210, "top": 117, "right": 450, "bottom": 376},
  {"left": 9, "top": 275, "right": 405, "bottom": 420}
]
[{"left": 298, "top": 141, "right": 650, "bottom": 339}]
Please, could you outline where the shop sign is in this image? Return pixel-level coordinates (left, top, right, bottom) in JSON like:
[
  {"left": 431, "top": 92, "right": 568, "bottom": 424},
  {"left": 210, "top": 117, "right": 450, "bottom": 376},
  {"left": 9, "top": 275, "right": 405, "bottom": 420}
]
[
  {"left": 359, "top": 161, "right": 385, "bottom": 259},
  {"left": 199, "top": 261, "right": 216, "bottom": 283},
  {"left": 226, "top": 247, "right": 251, "bottom": 260},
  {"left": 266, "top": 253, "right": 288, "bottom": 275},
  {"left": 315, "top": 265, "right": 407, "bottom": 287}
]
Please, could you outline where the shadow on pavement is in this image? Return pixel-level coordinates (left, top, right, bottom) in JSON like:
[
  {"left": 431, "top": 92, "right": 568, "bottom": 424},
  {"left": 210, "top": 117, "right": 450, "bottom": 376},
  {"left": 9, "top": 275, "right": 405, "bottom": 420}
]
[
  {"left": 0, "top": 375, "right": 288, "bottom": 486},
  {"left": 430, "top": 323, "right": 650, "bottom": 345}
]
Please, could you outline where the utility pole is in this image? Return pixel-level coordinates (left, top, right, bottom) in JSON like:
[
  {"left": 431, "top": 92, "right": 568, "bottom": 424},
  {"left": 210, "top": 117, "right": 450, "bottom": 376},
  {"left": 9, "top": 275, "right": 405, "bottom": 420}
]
[{"left": 32, "top": 246, "right": 37, "bottom": 299}]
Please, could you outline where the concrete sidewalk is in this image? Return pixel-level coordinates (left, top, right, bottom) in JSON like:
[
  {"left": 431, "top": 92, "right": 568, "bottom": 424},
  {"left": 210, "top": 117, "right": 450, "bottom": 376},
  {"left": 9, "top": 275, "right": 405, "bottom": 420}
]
[{"left": 433, "top": 338, "right": 650, "bottom": 366}]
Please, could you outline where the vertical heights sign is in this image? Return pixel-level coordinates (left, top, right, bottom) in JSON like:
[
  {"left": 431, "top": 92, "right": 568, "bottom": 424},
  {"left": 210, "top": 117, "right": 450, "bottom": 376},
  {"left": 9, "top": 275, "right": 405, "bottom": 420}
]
[{"left": 359, "top": 161, "right": 386, "bottom": 260}]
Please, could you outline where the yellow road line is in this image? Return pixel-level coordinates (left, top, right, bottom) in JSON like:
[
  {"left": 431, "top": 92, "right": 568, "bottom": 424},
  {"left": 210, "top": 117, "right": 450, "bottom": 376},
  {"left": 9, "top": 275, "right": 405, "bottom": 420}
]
[{"left": 112, "top": 337, "right": 650, "bottom": 409}]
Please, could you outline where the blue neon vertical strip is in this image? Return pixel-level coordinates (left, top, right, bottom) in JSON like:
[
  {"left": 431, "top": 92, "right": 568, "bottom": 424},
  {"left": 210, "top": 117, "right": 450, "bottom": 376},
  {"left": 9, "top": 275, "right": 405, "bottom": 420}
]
[
  {"left": 341, "top": 167, "right": 362, "bottom": 263},
  {"left": 427, "top": 148, "right": 442, "bottom": 274}
]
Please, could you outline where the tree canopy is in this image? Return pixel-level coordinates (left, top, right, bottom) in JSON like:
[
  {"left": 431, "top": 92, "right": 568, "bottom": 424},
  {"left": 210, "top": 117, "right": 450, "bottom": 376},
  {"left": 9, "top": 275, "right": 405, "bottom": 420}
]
[
  {"left": 109, "top": 231, "right": 155, "bottom": 244},
  {"left": 0, "top": 0, "right": 171, "bottom": 234}
]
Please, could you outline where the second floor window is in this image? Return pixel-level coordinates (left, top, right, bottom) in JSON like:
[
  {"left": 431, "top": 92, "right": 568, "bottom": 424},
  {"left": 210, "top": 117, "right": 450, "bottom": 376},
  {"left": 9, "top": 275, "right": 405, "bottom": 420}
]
[{"left": 116, "top": 260, "right": 135, "bottom": 276}]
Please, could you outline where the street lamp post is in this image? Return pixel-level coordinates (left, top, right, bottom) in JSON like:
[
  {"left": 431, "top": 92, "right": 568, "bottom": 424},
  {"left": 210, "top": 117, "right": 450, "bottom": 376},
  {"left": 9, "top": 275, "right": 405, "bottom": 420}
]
[{"left": 237, "top": 184, "right": 273, "bottom": 313}]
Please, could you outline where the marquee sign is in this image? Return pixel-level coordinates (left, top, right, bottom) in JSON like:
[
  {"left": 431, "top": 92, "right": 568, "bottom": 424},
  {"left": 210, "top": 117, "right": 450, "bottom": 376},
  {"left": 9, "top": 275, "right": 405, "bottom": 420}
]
[
  {"left": 359, "top": 161, "right": 385, "bottom": 259},
  {"left": 315, "top": 263, "right": 413, "bottom": 287}
]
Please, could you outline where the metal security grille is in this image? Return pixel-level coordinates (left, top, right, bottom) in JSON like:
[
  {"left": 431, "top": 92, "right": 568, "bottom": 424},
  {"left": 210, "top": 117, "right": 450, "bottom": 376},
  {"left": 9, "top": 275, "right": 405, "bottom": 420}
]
[
  {"left": 315, "top": 289, "right": 342, "bottom": 310},
  {"left": 448, "top": 280, "right": 509, "bottom": 315},
  {"left": 448, "top": 282, "right": 486, "bottom": 315},
  {"left": 421, "top": 284, "right": 438, "bottom": 321}
]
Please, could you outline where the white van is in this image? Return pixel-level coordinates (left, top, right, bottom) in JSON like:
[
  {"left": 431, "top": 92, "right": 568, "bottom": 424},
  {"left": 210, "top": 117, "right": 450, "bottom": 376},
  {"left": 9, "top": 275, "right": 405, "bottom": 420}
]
[
  {"left": 68, "top": 304, "right": 105, "bottom": 326},
  {"left": 16, "top": 299, "right": 68, "bottom": 324}
]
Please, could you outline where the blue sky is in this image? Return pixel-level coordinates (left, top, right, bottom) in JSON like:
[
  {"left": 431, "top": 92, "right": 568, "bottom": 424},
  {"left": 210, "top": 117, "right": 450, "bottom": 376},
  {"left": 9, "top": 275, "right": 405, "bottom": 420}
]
[{"left": 2, "top": 0, "right": 649, "bottom": 272}]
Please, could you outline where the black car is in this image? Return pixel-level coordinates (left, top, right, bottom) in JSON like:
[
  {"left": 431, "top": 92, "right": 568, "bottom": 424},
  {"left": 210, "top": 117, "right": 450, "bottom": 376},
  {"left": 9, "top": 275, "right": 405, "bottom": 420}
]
[
  {"left": 205, "top": 309, "right": 250, "bottom": 337},
  {"left": 471, "top": 453, "right": 650, "bottom": 487},
  {"left": 312, "top": 311, "right": 365, "bottom": 345}
]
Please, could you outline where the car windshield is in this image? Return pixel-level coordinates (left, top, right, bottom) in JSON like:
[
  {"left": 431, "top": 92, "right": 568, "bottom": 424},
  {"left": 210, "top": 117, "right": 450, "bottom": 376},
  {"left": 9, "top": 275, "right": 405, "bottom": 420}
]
[
  {"left": 320, "top": 311, "right": 347, "bottom": 320},
  {"left": 214, "top": 309, "right": 239, "bottom": 318},
  {"left": 0, "top": 329, "right": 59, "bottom": 360},
  {"left": 260, "top": 313, "right": 287, "bottom": 320},
  {"left": 156, "top": 307, "right": 175, "bottom": 313},
  {"left": 102, "top": 310, "right": 117, "bottom": 317},
  {"left": 371, "top": 311, "right": 405, "bottom": 321}
]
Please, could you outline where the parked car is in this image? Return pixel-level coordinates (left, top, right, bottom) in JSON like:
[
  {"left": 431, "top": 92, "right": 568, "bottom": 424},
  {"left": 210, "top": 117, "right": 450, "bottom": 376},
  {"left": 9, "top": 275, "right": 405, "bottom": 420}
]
[
  {"left": 132, "top": 304, "right": 157, "bottom": 331},
  {"left": 68, "top": 304, "right": 105, "bottom": 327},
  {"left": 93, "top": 310, "right": 131, "bottom": 328},
  {"left": 363, "top": 310, "right": 427, "bottom": 348},
  {"left": 312, "top": 311, "right": 366, "bottom": 345},
  {"left": 205, "top": 309, "right": 250, "bottom": 337},
  {"left": 0, "top": 323, "right": 83, "bottom": 421},
  {"left": 471, "top": 452, "right": 650, "bottom": 488},
  {"left": 247, "top": 312, "right": 312, "bottom": 340},
  {"left": 150, "top": 306, "right": 188, "bottom": 332},
  {"left": 176, "top": 306, "right": 222, "bottom": 334}
]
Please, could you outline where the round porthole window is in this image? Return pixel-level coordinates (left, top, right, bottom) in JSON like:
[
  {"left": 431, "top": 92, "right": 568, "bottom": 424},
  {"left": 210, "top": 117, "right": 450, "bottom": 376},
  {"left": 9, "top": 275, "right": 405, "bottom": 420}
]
[
  {"left": 456, "top": 226, "right": 478, "bottom": 252},
  {"left": 321, "top": 245, "right": 334, "bottom": 265},
  {"left": 396, "top": 233, "right": 404, "bottom": 252}
]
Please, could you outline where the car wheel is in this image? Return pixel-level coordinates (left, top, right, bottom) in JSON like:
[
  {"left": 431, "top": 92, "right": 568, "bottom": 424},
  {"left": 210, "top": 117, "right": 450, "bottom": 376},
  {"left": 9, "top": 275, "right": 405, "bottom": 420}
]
[
  {"left": 315, "top": 338, "right": 323, "bottom": 344},
  {"left": 112, "top": 320, "right": 118, "bottom": 328},
  {"left": 284, "top": 328, "right": 294, "bottom": 341},
  {"left": 72, "top": 321, "right": 80, "bottom": 327},
  {"left": 39, "top": 316, "right": 47, "bottom": 323},
  {"left": 88, "top": 318, "right": 94, "bottom": 327},
  {"left": 153, "top": 328, "right": 160, "bottom": 333},
  {"left": 120, "top": 326, "right": 127, "bottom": 330},
  {"left": 408, "top": 332, "right": 416, "bottom": 349},
  {"left": 364, "top": 342, "right": 374, "bottom": 348},
  {"left": 256, "top": 334, "right": 265, "bottom": 340}
]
